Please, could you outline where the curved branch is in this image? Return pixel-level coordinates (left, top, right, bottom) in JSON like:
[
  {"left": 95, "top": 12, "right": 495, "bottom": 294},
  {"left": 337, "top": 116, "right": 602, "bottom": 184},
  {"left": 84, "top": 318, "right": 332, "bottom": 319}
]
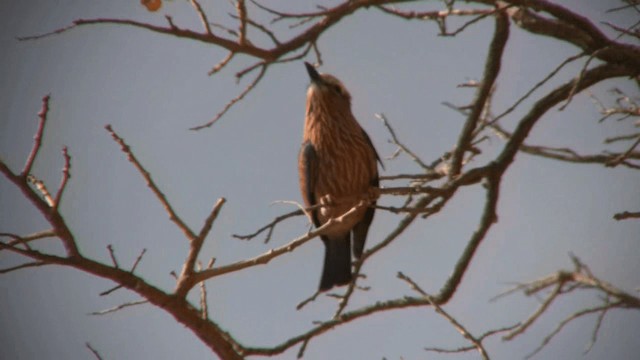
[
  {"left": 18, "top": 17, "right": 274, "bottom": 60},
  {"left": 494, "top": 64, "right": 631, "bottom": 171},
  {"left": 450, "top": 8, "right": 509, "bottom": 177},
  {"left": 0, "top": 242, "right": 244, "bottom": 359},
  {"left": 502, "top": 0, "right": 640, "bottom": 71}
]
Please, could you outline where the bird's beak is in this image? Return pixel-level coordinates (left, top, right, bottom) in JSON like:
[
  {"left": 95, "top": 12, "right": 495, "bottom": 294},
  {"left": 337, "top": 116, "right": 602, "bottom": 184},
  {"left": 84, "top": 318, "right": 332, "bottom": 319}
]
[{"left": 304, "top": 62, "right": 321, "bottom": 83}]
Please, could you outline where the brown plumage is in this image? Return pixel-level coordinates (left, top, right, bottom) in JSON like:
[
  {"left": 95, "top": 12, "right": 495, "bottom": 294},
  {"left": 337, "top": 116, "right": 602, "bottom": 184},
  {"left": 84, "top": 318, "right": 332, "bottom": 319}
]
[{"left": 298, "top": 62, "right": 381, "bottom": 291}]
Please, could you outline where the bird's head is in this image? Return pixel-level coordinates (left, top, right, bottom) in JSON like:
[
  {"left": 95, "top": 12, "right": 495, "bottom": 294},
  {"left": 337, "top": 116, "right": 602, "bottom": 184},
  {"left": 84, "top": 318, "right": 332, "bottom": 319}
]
[{"left": 304, "top": 62, "right": 352, "bottom": 106}]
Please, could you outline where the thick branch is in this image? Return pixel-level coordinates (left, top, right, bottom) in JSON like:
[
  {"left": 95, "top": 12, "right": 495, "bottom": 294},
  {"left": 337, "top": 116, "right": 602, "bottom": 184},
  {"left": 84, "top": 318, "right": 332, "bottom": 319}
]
[
  {"left": 436, "top": 166, "right": 500, "bottom": 303},
  {"left": 0, "top": 242, "right": 244, "bottom": 359},
  {"left": 494, "top": 64, "right": 631, "bottom": 172},
  {"left": 503, "top": 0, "right": 640, "bottom": 71},
  {"left": 19, "top": 1, "right": 412, "bottom": 62},
  {"left": 0, "top": 162, "right": 79, "bottom": 257},
  {"left": 450, "top": 8, "right": 509, "bottom": 177},
  {"left": 490, "top": 123, "right": 640, "bottom": 170}
]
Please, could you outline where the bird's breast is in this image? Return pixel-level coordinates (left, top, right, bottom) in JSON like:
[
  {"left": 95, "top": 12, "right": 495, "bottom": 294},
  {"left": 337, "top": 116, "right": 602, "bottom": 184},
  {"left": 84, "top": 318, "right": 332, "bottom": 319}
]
[{"left": 306, "top": 124, "right": 377, "bottom": 230}]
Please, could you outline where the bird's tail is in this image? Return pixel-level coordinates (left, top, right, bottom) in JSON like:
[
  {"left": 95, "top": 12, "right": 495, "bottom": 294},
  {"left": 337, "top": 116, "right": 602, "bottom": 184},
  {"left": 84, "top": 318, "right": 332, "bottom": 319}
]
[{"left": 319, "top": 235, "right": 352, "bottom": 291}]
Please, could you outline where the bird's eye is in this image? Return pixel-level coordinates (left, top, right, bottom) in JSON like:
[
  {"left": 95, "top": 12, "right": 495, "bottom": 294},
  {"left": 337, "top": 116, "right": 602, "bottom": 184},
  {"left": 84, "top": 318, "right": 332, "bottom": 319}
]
[{"left": 332, "top": 84, "right": 343, "bottom": 95}]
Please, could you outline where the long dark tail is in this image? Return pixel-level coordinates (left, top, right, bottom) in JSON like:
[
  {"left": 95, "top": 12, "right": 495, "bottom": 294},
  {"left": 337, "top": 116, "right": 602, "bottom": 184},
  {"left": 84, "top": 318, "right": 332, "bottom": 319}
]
[
  {"left": 319, "top": 234, "right": 352, "bottom": 291},
  {"left": 352, "top": 204, "right": 375, "bottom": 259}
]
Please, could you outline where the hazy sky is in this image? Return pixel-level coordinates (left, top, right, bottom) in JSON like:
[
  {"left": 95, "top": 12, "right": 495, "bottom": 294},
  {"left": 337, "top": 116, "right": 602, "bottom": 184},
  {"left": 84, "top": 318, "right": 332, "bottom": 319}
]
[{"left": 1, "top": 1, "right": 639, "bottom": 359}]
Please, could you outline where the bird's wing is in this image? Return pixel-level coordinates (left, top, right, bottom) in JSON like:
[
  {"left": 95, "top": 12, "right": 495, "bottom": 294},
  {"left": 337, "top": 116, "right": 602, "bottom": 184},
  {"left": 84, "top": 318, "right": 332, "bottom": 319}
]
[
  {"left": 352, "top": 175, "right": 378, "bottom": 258},
  {"left": 352, "top": 129, "right": 380, "bottom": 258},
  {"left": 361, "top": 128, "right": 384, "bottom": 170},
  {"left": 299, "top": 141, "right": 321, "bottom": 228}
]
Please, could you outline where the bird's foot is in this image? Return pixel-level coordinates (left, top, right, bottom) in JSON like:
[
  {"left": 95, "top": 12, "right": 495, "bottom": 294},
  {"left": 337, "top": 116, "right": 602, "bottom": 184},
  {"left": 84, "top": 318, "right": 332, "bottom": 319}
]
[{"left": 319, "top": 194, "right": 336, "bottom": 207}]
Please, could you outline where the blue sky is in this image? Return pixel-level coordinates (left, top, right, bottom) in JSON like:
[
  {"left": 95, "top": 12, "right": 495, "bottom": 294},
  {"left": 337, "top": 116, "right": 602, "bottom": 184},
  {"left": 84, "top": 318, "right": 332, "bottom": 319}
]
[{"left": 1, "top": 1, "right": 639, "bottom": 359}]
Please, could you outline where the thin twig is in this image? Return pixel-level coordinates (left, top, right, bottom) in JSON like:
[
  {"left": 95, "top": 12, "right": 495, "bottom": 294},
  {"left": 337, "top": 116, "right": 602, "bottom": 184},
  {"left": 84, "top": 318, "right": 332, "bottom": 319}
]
[
  {"left": 190, "top": 0, "right": 213, "bottom": 35},
  {"left": 487, "top": 52, "right": 585, "bottom": 127},
  {"left": 250, "top": 0, "right": 326, "bottom": 21},
  {"left": 105, "top": 125, "right": 197, "bottom": 241},
  {"left": 229, "top": 13, "right": 281, "bottom": 46},
  {"left": 0, "top": 261, "right": 48, "bottom": 274},
  {"left": 22, "top": 94, "right": 50, "bottom": 177},
  {"left": 377, "top": 5, "right": 493, "bottom": 21},
  {"left": 376, "top": 113, "right": 430, "bottom": 170},
  {"left": 504, "top": 282, "right": 563, "bottom": 340},
  {"left": 106, "top": 244, "right": 120, "bottom": 269},
  {"left": 442, "top": 7, "right": 502, "bottom": 37},
  {"left": 559, "top": 50, "right": 607, "bottom": 111},
  {"left": 192, "top": 201, "right": 367, "bottom": 285},
  {"left": 1, "top": 230, "right": 56, "bottom": 248},
  {"left": 53, "top": 146, "right": 71, "bottom": 210},
  {"left": 88, "top": 300, "right": 149, "bottom": 316},
  {"left": 131, "top": 248, "right": 147, "bottom": 272},
  {"left": 379, "top": 173, "right": 442, "bottom": 181},
  {"left": 398, "top": 272, "right": 489, "bottom": 360},
  {"left": 100, "top": 248, "right": 147, "bottom": 296},
  {"left": 233, "top": 208, "right": 304, "bottom": 243},
  {"left": 175, "top": 198, "right": 226, "bottom": 297},
  {"left": 607, "top": 136, "right": 640, "bottom": 166},
  {"left": 450, "top": 8, "right": 509, "bottom": 177},
  {"left": 190, "top": 64, "right": 267, "bottom": 130},
  {"left": 602, "top": 20, "right": 640, "bottom": 40},
  {"left": 523, "top": 303, "right": 621, "bottom": 359},
  {"left": 208, "top": 52, "right": 235, "bottom": 76},
  {"left": 604, "top": 132, "right": 640, "bottom": 144},
  {"left": 85, "top": 343, "right": 104, "bottom": 360},
  {"left": 197, "top": 261, "right": 209, "bottom": 319}
]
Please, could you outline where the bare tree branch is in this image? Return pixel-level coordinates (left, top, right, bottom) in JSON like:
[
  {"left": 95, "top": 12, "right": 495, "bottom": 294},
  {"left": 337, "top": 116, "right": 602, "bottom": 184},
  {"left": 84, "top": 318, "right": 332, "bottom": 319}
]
[
  {"left": 232, "top": 208, "right": 304, "bottom": 243},
  {"left": 190, "top": 201, "right": 367, "bottom": 288},
  {"left": 106, "top": 244, "right": 120, "bottom": 269},
  {"left": 100, "top": 248, "right": 147, "bottom": 297},
  {"left": 0, "top": 230, "right": 56, "bottom": 249},
  {"left": 89, "top": 300, "right": 149, "bottom": 316},
  {"left": 398, "top": 272, "right": 490, "bottom": 360},
  {"left": 503, "top": 0, "right": 640, "bottom": 71},
  {"left": 4, "top": 2, "right": 639, "bottom": 359},
  {"left": 105, "top": 125, "right": 198, "bottom": 242},
  {"left": 1, "top": 157, "right": 79, "bottom": 257},
  {"left": 376, "top": 113, "right": 430, "bottom": 170},
  {"left": 613, "top": 211, "right": 640, "bottom": 220},
  {"left": 450, "top": 8, "right": 509, "bottom": 177},
  {"left": 21, "top": 94, "right": 50, "bottom": 177},
  {"left": 499, "top": 254, "right": 640, "bottom": 357},
  {"left": 490, "top": 123, "right": 640, "bottom": 170},
  {"left": 189, "top": 0, "right": 212, "bottom": 36},
  {"left": 176, "top": 197, "right": 226, "bottom": 297},
  {"left": 190, "top": 64, "right": 266, "bottom": 130},
  {"left": 208, "top": 51, "right": 235, "bottom": 76},
  {"left": 0, "top": 261, "right": 49, "bottom": 274},
  {"left": 85, "top": 342, "right": 104, "bottom": 360},
  {"left": 487, "top": 52, "right": 585, "bottom": 127}
]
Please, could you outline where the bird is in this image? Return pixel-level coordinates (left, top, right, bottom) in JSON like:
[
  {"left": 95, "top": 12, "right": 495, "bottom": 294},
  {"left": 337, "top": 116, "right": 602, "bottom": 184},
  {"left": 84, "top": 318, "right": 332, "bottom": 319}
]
[{"left": 298, "top": 62, "right": 382, "bottom": 291}]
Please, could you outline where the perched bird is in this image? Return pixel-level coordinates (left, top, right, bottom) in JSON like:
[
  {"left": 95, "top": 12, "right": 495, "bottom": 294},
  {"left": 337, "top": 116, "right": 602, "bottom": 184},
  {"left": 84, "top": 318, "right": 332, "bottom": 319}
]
[{"left": 298, "top": 62, "right": 382, "bottom": 291}]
